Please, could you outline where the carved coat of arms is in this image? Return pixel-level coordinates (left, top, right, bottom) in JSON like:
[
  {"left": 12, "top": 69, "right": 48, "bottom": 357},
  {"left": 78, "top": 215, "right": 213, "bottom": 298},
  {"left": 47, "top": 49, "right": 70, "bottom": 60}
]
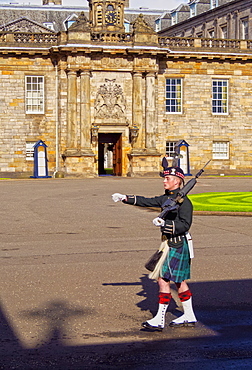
[{"left": 95, "top": 79, "right": 126, "bottom": 120}]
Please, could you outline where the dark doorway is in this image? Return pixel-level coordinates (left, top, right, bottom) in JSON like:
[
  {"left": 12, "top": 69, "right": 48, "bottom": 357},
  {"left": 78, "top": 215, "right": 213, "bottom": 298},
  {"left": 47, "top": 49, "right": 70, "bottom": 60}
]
[{"left": 98, "top": 133, "right": 122, "bottom": 176}]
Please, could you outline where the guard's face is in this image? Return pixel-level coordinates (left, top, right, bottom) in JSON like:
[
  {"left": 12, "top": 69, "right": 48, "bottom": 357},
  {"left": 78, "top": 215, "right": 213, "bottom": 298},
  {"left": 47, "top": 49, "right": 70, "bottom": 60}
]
[{"left": 163, "top": 175, "right": 180, "bottom": 191}]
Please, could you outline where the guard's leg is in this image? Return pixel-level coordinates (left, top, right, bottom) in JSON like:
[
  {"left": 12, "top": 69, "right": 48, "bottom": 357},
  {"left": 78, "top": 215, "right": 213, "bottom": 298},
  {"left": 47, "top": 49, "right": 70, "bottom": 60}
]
[
  {"left": 169, "top": 289, "right": 197, "bottom": 327},
  {"left": 142, "top": 292, "right": 172, "bottom": 331}
]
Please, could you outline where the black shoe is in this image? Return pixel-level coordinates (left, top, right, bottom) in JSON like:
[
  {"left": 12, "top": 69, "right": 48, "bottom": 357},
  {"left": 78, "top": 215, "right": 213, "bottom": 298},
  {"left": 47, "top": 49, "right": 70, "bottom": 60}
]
[
  {"left": 169, "top": 320, "right": 196, "bottom": 328},
  {"left": 141, "top": 321, "right": 163, "bottom": 331}
]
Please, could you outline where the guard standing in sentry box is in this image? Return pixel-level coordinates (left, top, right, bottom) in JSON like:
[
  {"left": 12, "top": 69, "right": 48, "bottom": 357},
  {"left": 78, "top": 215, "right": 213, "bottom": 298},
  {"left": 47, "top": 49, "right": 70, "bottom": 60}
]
[{"left": 112, "top": 167, "right": 197, "bottom": 331}]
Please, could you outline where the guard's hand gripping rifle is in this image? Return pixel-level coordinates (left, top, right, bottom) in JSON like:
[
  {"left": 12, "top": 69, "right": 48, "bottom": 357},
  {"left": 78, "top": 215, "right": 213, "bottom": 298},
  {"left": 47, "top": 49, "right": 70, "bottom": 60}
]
[{"left": 158, "top": 160, "right": 211, "bottom": 220}]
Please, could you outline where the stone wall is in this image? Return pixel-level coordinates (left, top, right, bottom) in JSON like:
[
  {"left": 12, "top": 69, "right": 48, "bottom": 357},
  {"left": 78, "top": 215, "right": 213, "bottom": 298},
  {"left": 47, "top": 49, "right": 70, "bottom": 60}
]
[
  {"left": 0, "top": 55, "right": 57, "bottom": 175},
  {"left": 156, "top": 58, "right": 252, "bottom": 174}
]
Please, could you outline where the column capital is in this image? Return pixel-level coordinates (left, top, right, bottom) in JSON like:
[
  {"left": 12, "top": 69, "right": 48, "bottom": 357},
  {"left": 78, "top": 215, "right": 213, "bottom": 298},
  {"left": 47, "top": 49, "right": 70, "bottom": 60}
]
[
  {"left": 145, "top": 71, "right": 156, "bottom": 78},
  {"left": 132, "top": 71, "right": 143, "bottom": 76},
  {"left": 66, "top": 69, "right": 78, "bottom": 76},
  {"left": 79, "top": 70, "right": 91, "bottom": 76}
]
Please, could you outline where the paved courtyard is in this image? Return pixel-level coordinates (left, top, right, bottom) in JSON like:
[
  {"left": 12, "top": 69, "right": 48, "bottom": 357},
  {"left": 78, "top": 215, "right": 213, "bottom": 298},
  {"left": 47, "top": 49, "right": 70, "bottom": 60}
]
[{"left": 0, "top": 176, "right": 252, "bottom": 369}]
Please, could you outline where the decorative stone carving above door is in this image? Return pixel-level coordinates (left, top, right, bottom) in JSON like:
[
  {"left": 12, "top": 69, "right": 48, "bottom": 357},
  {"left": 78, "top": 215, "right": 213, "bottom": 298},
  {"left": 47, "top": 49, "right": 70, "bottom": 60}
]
[{"left": 94, "top": 79, "right": 128, "bottom": 125}]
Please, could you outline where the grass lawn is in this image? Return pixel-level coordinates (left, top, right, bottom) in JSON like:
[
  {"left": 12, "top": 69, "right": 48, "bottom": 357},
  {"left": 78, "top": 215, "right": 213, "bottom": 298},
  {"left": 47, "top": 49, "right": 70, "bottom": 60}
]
[{"left": 188, "top": 192, "right": 252, "bottom": 212}]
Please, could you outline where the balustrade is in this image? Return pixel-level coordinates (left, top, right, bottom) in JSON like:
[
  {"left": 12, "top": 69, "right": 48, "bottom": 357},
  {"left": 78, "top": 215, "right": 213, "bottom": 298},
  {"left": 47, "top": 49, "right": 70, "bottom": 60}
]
[{"left": 158, "top": 35, "right": 252, "bottom": 51}]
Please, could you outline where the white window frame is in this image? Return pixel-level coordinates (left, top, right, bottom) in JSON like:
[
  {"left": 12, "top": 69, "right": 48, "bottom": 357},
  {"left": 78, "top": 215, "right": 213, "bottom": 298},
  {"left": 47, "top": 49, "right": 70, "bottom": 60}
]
[
  {"left": 43, "top": 22, "right": 54, "bottom": 31},
  {"left": 63, "top": 14, "right": 78, "bottom": 30},
  {"left": 25, "top": 76, "right": 44, "bottom": 114},
  {"left": 165, "top": 78, "right": 182, "bottom": 114},
  {"left": 171, "top": 12, "right": 177, "bottom": 26},
  {"left": 26, "top": 141, "right": 36, "bottom": 161},
  {"left": 212, "top": 79, "right": 228, "bottom": 115},
  {"left": 190, "top": 4, "right": 196, "bottom": 17},
  {"left": 220, "top": 24, "right": 228, "bottom": 39},
  {"left": 241, "top": 18, "right": 249, "bottom": 40},
  {"left": 210, "top": 0, "right": 218, "bottom": 9},
  {"left": 213, "top": 142, "right": 229, "bottom": 160},
  {"left": 166, "top": 141, "right": 177, "bottom": 159},
  {"left": 124, "top": 19, "right": 130, "bottom": 33},
  {"left": 155, "top": 18, "right": 161, "bottom": 32},
  {"left": 208, "top": 29, "right": 215, "bottom": 38}
]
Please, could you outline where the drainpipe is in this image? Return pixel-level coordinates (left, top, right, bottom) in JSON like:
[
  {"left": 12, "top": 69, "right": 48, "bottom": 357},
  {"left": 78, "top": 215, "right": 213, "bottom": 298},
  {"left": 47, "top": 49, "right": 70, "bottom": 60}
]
[{"left": 53, "top": 60, "right": 59, "bottom": 177}]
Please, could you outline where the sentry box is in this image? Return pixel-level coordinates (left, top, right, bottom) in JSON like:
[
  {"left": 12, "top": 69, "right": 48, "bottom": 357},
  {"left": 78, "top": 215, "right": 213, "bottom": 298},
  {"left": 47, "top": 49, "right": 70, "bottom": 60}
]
[{"left": 30, "top": 140, "right": 52, "bottom": 178}]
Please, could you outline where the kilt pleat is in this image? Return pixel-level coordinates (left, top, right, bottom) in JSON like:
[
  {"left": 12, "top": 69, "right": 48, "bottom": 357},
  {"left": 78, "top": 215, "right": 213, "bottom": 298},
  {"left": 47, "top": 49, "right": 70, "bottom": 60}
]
[{"left": 161, "top": 238, "right": 191, "bottom": 283}]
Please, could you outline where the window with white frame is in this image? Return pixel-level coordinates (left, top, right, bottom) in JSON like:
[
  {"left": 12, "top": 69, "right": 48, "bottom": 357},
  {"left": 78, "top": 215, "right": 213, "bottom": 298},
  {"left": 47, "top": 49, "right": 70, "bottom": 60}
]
[
  {"left": 213, "top": 142, "right": 229, "bottom": 159},
  {"left": 212, "top": 79, "right": 228, "bottom": 114},
  {"left": 124, "top": 19, "right": 130, "bottom": 32},
  {"left": 43, "top": 22, "right": 54, "bottom": 31},
  {"left": 64, "top": 14, "right": 78, "bottom": 30},
  {"left": 210, "top": 0, "right": 218, "bottom": 9},
  {"left": 220, "top": 25, "right": 227, "bottom": 39},
  {"left": 208, "top": 29, "right": 215, "bottom": 38},
  {"left": 25, "top": 76, "right": 44, "bottom": 114},
  {"left": 26, "top": 141, "right": 36, "bottom": 160},
  {"left": 190, "top": 3, "right": 196, "bottom": 17},
  {"left": 241, "top": 18, "right": 249, "bottom": 40},
  {"left": 166, "top": 141, "right": 177, "bottom": 158},
  {"left": 171, "top": 12, "right": 177, "bottom": 25},
  {"left": 165, "top": 78, "right": 182, "bottom": 113},
  {"left": 155, "top": 18, "right": 161, "bottom": 32}
]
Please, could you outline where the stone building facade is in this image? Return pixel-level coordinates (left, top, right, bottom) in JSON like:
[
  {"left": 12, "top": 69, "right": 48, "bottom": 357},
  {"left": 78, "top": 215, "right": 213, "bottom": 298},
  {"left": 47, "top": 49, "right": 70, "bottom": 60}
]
[
  {"left": 0, "top": 0, "right": 252, "bottom": 177},
  {"left": 158, "top": 0, "right": 252, "bottom": 40}
]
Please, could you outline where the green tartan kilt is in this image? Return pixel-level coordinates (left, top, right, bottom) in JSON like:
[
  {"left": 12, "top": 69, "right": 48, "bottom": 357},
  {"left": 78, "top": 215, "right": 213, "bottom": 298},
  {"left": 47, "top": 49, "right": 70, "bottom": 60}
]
[{"left": 161, "top": 238, "right": 191, "bottom": 283}]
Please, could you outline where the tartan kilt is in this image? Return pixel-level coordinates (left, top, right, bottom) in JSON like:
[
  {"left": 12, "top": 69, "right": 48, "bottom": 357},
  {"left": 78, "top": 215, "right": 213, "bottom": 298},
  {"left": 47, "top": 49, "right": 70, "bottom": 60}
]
[{"left": 161, "top": 238, "right": 191, "bottom": 283}]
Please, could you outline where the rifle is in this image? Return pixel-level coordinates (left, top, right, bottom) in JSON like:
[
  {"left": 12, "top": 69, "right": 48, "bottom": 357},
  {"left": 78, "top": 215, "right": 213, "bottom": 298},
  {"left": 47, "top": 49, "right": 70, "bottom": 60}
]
[{"left": 158, "top": 160, "right": 211, "bottom": 220}]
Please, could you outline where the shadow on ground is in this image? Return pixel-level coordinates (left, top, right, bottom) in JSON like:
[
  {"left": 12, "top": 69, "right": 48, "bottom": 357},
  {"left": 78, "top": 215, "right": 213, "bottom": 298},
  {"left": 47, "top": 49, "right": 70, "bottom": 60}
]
[{"left": 0, "top": 278, "right": 252, "bottom": 369}]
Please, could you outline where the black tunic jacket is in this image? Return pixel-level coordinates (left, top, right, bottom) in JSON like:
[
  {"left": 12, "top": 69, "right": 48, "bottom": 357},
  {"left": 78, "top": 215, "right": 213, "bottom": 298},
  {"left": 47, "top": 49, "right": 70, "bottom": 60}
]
[{"left": 123, "top": 188, "right": 193, "bottom": 238}]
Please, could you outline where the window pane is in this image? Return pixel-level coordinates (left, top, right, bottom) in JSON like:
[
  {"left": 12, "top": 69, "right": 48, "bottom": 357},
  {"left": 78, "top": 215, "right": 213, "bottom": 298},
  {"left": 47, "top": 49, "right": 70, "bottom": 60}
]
[
  {"left": 25, "top": 76, "right": 44, "bottom": 114},
  {"left": 166, "top": 79, "right": 182, "bottom": 113},
  {"left": 212, "top": 79, "right": 228, "bottom": 114},
  {"left": 213, "top": 142, "right": 229, "bottom": 159},
  {"left": 166, "top": 141, "right": 177, "bottom": 157}
]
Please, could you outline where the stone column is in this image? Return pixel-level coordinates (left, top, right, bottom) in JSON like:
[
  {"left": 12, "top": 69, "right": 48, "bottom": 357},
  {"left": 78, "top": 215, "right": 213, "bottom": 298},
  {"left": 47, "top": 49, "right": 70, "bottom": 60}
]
[
  {"left": 80, "top": 70, "right": 92, "bottom": 152},
  {"left": 233, "top": 11, "right": 239, "bottom": 39},
  {"left": 145, "top": 72, "right": 156, "bottom": 149},
  {"left": 66, "top": 70, "right": 77, "bottom": 151},
  {"left": 132, "top": 71, "right": 144, "bottom": 149}
]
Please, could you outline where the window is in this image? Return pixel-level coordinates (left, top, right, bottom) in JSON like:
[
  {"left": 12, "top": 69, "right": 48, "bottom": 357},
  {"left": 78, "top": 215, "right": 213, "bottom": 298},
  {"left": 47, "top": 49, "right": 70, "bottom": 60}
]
[
  {"left": 213, "top": 142, "right": 229, "bottom": 159},
  {"left": 166, "top": 141, "right": 177, "bottom": 158},
  {"left": 155, "top": 18, "right": 161, "bottom": 32},
  {"left": 208, "top": 29, "right": 215, "bottom": 38},
  {"left": 97, "top": 5, "right": 103, "bottom": 26},
  {"left": 220, "top": 25, "right": 227, "bottom": 39},
  {"left": 212, "top": 80, "right": 228, "bottom": 114},
  {"left": 64, "top": 14, "right": 78, "bottom": 30},
  {"left": 165, "top": 78, "right": 182, "bottom": 113},
  {"left": 124, "top": 19, "right": 130, "bottom": 32},
  {"left": 210, "top": 0, "right": 218, "bottom": 9},
  {"left": 43, "top": 22, "right": 54, "bottom": 31},
  {"left": 171, "top": 12, "right": 177, "bottom": 26},
  {"left": 241, "top": 18, "right": 249, "bottom": 40},
  {"left": 26, "top": 141, "right": 36, "bottom": 160},
  {"left": 190, "top": 4, "right": 196, "bottom": 17},
  {"left": 25, "top": 76, "right": 44, "bottom": 114}
]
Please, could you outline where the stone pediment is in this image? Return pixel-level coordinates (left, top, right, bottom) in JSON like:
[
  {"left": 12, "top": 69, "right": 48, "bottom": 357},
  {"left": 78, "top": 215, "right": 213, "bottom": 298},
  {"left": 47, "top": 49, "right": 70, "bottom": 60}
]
[
  {"left": 68, "top": 12, "right": 90, "bottom": 32},
  {"left": 132, "top": 14, "right": 155, "bottom": 34},
  {"left": 0, "top": 17, "right": 56, "bottom": 33}
]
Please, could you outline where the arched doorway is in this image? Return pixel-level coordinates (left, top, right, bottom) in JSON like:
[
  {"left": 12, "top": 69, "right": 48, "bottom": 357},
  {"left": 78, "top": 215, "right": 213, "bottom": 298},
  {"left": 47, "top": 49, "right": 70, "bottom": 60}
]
[{"left": 98, "top": 133, "right": 122, "bottom": 176}]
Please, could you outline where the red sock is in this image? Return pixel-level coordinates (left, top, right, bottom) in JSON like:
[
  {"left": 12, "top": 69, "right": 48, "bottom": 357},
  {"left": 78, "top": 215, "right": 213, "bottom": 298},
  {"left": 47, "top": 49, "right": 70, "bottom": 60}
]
[
  {"left": 159, "top": 292, "right": 172, "bottom": 304},
  {"left": 178, "top": 289, "right": 192, "bottom": 302}
]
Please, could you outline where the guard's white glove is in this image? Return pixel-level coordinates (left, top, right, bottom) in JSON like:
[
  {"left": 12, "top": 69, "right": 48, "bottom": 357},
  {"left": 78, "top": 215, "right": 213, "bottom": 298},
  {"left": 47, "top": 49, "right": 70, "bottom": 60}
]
[
  {"left": 152, "top": 217, "right": 165, "bottom": 227},
  {"left": 112, "top": 193, "right": 127, "bottom": 202}
]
